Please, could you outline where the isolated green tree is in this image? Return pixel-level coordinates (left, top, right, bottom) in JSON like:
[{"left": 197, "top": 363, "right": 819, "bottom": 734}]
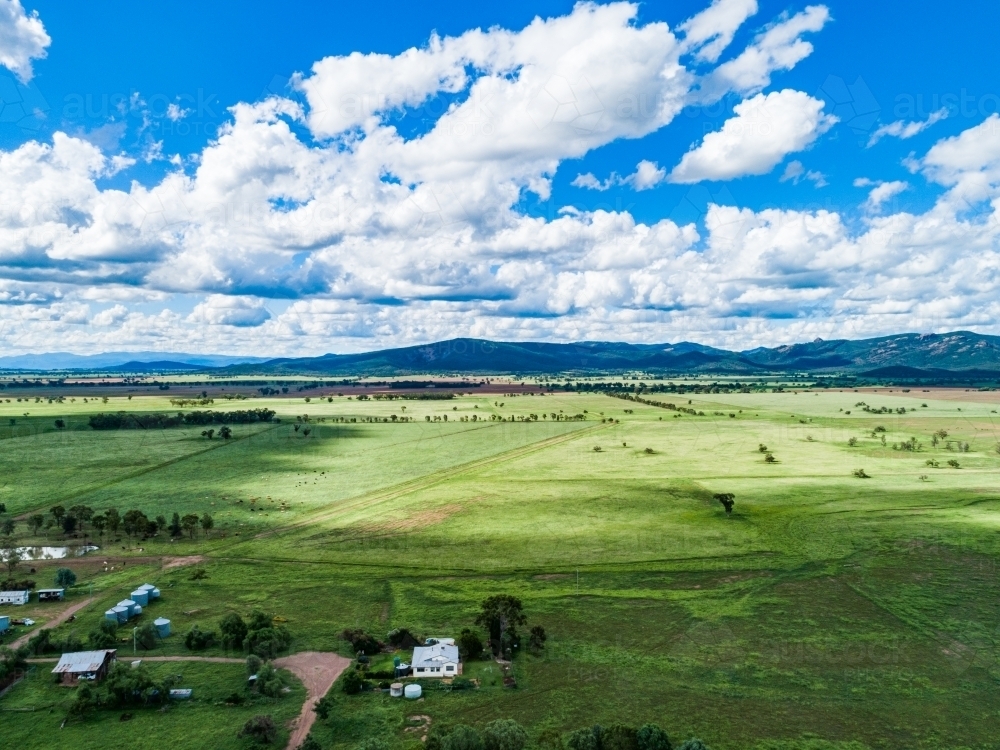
[
  {"left": 200, "top": 513, "right": 214, "bottom": 535},
  {"left": 169, "top": 512, "right": 183, "bottom": 537},
  {"left": 55, "top": 567, "right": 77, "bottom": 587},
  {"left": 475, "top": 595, "right": 527, "bottom": 657},
  {"left": 181, "top": 513, "right": 200, "bottom": 539}
]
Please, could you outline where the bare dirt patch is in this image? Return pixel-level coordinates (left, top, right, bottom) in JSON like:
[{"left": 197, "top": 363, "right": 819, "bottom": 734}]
[
  {"left": 273, "top": 651, "right": 352, "bottom": 750},
  {"left": 161, "top": 555, "right": 206, "bottom": 570},
  {"left": 360, "top": 503, "right": 466, "bottom": 533}
]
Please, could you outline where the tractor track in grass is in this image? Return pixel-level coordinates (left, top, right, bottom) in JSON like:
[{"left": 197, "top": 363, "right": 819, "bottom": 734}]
[
  {"left": 13, "top": 423, "right": 282, "bottom": 520},
  {"left": 247, "top": 420, "right": 610, "bottom": 542}
]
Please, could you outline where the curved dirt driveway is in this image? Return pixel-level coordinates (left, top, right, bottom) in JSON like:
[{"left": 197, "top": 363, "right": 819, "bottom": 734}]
[
  {"left": 273, "top": 651, "right": 352, "bottom": 749},
  {"left": 22, "top": 651, "right": 350, "bottom": 749},
  {"left": 9, "top": 597, "right": 94, "bottom": 650}
]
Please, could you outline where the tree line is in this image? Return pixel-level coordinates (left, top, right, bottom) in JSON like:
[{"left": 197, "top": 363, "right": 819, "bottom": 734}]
[{"left": 88, "top": 408, "right": 276, "bottom": 430}]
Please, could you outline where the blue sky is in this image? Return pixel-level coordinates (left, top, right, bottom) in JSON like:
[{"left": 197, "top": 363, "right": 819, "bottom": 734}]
[{"left": 0, "top": 0, "right": 999, "bottom": 354}]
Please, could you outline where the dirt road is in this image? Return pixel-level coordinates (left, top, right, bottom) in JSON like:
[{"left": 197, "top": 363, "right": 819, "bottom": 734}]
[
  {"left": 22, "top": 650, "right": 351, "bottom": 750},
  {"left": 9, "top": 597, "right": 94, "bottom": 649},
  {"left": 273, "top": 651, "right": 352, "bottom": 749}
]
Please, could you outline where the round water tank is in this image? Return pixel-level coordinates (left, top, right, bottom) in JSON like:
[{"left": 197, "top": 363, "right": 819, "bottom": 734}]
[
  {"left": 150, "top": 588, "right": 161, "bottom": 599},
  {"left": 404, "top": 684, "right": 422, "bottom": 699},
  {"left": 105, "top": 609, "right": 118, "bottom": 622},
  {"left": 390, "top": 682, "right": 403, "bottom": 697},
  {"left": 154, "top": 618, "right": 171, "bottom": 637},
  {"left": 117, "top": 600, "right": 137, "bottom": 617},
  {"left": 132, "top": 605, "right": 142, "bottom": 616},
  {"left": 130, "top": 590, "right": 149, "bottom": 606},
  {"left": 113, "top": 606, "right": 129, "bottom": 624}
]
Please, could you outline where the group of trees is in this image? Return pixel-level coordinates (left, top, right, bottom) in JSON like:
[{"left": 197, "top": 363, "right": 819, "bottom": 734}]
[
  {"left": 410, "top": 719, "right": 698, "bottom": 750},
  {"left": 475, "top": 595, "right": 546, "bottom": 659},
  {"left": 186, "top": 610, "right": 292, "bottom": 659},
  {"left": 71, "top": 662, "right": 179, "bottom": 716},
  {"left": 88, "top": 408, "right": 275, "bottom": 430},
  {"left": 16, "top": 505, "right": 216, "bottom": 544}
]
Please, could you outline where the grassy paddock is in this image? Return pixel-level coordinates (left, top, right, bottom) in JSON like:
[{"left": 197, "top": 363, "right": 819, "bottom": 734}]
[{"left": 2, "top": 389, "right": 1000, "bottom": 749}]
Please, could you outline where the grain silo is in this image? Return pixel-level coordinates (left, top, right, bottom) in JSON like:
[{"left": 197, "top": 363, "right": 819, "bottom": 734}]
[
  {"left": 130, "top": 589, "right": 149, "bottom": 606},
  {"left": 154, "top": 618, "right": 171, "bottom": 637}
]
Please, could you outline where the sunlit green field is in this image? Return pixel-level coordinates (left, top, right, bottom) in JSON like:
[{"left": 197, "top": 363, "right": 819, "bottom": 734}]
[{"left": 3, "top": 386, "right": 1000, "bottom": 750}]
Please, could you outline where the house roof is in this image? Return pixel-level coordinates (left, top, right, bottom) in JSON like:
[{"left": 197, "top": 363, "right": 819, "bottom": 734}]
[
  {"left": 412, "top": 643, "right": 459, "bottom": 668},
  {"left": 52, "top": 650, "right": 116, "bottom": 674}
]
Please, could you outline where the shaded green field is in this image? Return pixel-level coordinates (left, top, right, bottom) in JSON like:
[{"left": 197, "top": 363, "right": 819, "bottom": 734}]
[{"left": 3, "top": 388, "right": 1000, "bottom": 750}]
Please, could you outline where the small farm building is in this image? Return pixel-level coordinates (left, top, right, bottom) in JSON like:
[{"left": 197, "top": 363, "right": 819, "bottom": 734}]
[
  {"left": 0, "top": 615, "right": 10, "bottom": 633},
  {"left": 37, "top": 589, "right": 65, "bottom": 602},
  {"left": 0, "top": 590, "right": 30, "bottom": 605},
  {"left": 52, "top": 649, "right": 117, "bottom": 686},
  {"left": 411, "top": 641, "right": 460, "bottom": 677}
]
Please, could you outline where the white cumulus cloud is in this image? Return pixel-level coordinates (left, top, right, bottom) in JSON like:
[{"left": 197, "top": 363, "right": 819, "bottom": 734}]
[
  {"left": 670, "top": 89, "right": 836, "bottom": 183},
  {"left": 0, "top": 0, "right": 49, "bottom": 82}
]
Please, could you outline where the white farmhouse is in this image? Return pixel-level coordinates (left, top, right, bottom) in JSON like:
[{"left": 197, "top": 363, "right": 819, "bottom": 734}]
[{"left": 411, "top": 640, "right": 460, "bottom": 678}]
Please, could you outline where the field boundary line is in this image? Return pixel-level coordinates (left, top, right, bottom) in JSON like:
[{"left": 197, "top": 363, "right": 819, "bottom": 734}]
[
  {"left": 13, "top": 423, "right": 281, "bottom": 519},
  {"left": 246, "top": 421, "right": 609, "bottom": 541}
]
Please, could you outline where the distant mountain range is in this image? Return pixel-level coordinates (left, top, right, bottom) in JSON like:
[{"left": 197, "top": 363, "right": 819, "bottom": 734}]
[
  {"left": 0, "top": 352, "right": 268, "bottom": 371},
  {"left": 216, "top": 331, "right": 1000, "bottom": 379},
  {"left": 5, "top": 332, "right": 1000, "bottom": 380}
]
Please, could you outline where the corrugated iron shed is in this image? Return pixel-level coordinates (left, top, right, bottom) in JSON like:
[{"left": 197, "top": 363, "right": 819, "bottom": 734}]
[{"left": 52, "top": 650, "right": 117, "bottom": 674}]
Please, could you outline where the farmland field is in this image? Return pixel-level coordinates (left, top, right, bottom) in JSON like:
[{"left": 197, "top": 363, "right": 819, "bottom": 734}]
[{"left": 2, "top": 383, "right": 1000, "bottom": 750}]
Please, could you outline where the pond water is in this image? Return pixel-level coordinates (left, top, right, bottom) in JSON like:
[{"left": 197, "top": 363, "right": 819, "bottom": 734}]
[{"left": 13, "top": 545, "right": 100, "bottom": 560}]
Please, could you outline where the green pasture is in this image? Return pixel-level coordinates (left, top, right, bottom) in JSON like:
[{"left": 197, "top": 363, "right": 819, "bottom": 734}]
[{"left": 3, "top": 389, "right": 1000, "bottom": 750}]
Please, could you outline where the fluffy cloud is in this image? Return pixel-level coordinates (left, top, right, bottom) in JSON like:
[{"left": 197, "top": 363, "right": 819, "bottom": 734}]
[
  {"left": 572, "top": 160, "right": 666, "bottom": 191},
  {"left": 670, "top": 89, "right": 836, "bottom": 182},
  {"left": 854, "top": 178, "right": 908, "bottom": 212},
  {"left": 189, "top": 295, "right": 272, "bottom": 327},
  {"left": 0, "top": 0, "right": 49, "bottom": 82},
  {"left": 3, "top": 1, "right": 1000, "bottom": 354},
  {"left": 868, "top": 107, "right": 948, "bottom": 147},
  {"left": 678, "top": 0, "right": 759, "bottom": 63}
]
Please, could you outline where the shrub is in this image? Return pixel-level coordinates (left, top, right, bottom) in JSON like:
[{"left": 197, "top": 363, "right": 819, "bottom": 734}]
[
  {"left": 444, "top": 725, "right": 485, "bottom": 750},
  {"left": 358, "top": 739, "right": 389, "bottom": 750},
  {"left": 247, "top": 625, "right": 292, "bottom": 659},
  {"left": 184, "top": 625, "right": 218, "bottom": 651},
  {"left": 568, "top": 727, "right": 602, "bottom": 750},
  {"left": 135, "top": 622, "right": 158, "bottom": 650},
  {"left": 386, "top": 627, "right": 420, "bottom": 649},
  {"left": 603, "top": 725, "right": 639, "bottom": 750},
  {"left": 458, "top": 628, "right": 484, "bottom": 659},
  {"left": 300, "top": 735, "right": 322, "bottom": 750},
  {"left": 853, "top": 468, "right": 870, "bottom": 478},
  {"left": 342, "top": 668, "right": 364, "bottom": 694},
  {"left": 637, "top": 724, "right": 671, "bottom": 750},
  {"left": 255, "top": 662, "right": 287, "bottom": 697},
  {"left": 220, "top": 613, "right": 248, "bottom": 650},
  {"left": 677, "top": 741, "right": 708, "bottom": 750},
  {"left": 246, "top": 654, "right": 263, "bottom": 677},
  {"left": 947, "top": 459, "right": 960, "bottom": 468},
  {"left": 483, "top": 719, "right": 529, "bottom": 750},
  {"left": 238, "top": 715, "right": 278, "bottom": 744},
  {"left": 341, "top": 628, "right": 381, "bottom": 655},
  {"left": 528, "top": 625, "right": 547, "bottom": 654}
]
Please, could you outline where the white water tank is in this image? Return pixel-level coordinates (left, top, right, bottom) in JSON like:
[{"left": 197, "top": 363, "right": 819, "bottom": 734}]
[{"left": 404, "top": 684, "right": 422, "bottom": 699}]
